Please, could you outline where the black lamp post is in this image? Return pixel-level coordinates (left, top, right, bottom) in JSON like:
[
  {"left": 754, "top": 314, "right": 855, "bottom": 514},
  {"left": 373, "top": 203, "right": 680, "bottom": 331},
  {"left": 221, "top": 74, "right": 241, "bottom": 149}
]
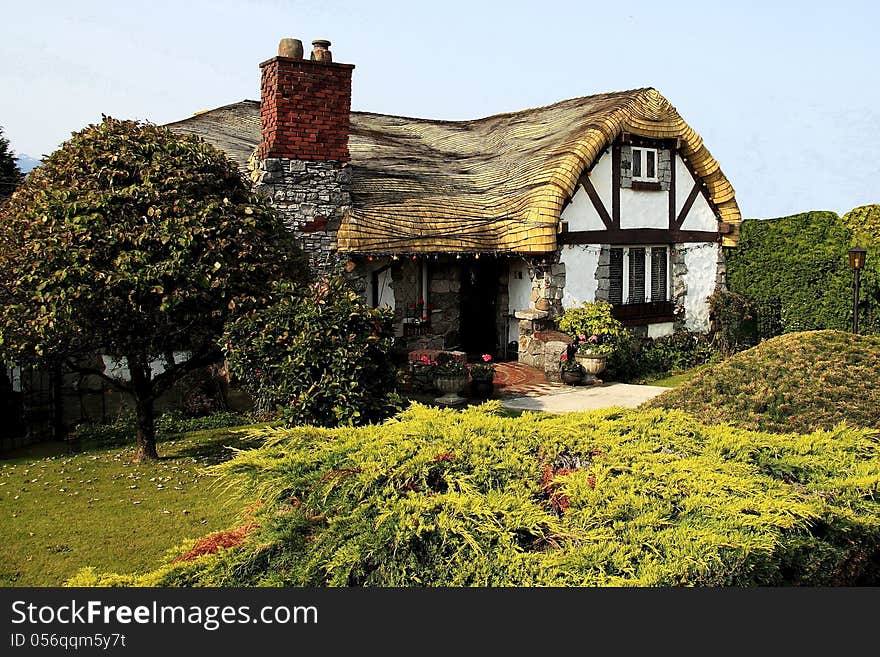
[{"left": 848, "top": 246, "right": 867, "bottom": 334}]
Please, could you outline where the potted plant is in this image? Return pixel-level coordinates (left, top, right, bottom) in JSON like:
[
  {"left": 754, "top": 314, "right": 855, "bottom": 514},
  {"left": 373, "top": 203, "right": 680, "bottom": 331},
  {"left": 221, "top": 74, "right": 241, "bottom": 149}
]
[
  {"left": 469, "top": 354, "right": 496, "bottom": 399},
  {"left": 559, "top": 351, "right": 584, "bottom": 385},
  {"left": 574, "top": 333, "right": 612, "bottom": 384},
  {"left": 557, "top": 301, "right": 625, "bottom": 383},
  {"left": 431, "top": 352, "right": 470, "bottom": 405}
]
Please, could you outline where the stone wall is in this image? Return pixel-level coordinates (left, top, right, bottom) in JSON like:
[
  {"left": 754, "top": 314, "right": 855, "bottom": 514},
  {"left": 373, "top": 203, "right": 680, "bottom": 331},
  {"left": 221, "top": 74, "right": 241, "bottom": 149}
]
[
  {"left": 529, "top": 261, "right": 565, "bottom": 318},
  {"left": 252, "top": 158, "right": 351, "bottom": 272}
]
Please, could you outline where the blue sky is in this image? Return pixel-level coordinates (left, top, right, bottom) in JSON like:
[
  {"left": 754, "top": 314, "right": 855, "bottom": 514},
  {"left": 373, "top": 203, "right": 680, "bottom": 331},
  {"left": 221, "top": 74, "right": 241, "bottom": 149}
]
[{"left": 2, "top": 0, "right": 878, "bottom": 219}]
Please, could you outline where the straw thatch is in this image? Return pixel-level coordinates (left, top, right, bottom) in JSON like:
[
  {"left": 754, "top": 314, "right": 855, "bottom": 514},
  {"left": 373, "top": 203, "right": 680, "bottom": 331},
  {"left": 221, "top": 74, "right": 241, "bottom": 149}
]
[{"left": 166, "top": 88, "right": 741, "bottom": 254}]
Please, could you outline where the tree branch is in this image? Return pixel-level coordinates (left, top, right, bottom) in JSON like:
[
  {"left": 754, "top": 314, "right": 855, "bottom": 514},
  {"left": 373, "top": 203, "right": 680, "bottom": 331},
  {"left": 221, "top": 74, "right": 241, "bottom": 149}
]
[
  {"left": 150, "top": 347, "right": 223, "bottom": 396},
  {"left": 64, "top": 358, "right": 132, "bottom": 394}
]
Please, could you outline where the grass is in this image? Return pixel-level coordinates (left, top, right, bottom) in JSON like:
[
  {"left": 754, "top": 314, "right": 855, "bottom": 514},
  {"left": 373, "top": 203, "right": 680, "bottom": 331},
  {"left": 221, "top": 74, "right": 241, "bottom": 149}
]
[
  {"left": 0, "top": 426, "right": 263, "bottom": 586},
  {"left": 644, "top": 330, "right": 880, "bottom": 433},
  {"left": 640, "top": 363, "right": 709, "bottom": 388}
]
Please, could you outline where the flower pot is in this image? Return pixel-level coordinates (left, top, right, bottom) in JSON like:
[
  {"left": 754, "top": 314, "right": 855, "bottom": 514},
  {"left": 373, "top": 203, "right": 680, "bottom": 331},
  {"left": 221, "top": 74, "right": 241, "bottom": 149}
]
[
  {"left": 575, "top": 354, "right": 606, "bottom": 384},
  {"left": 560, "top": 369, "right": 583, "bottom": 385},
  {"left": 470, "top": 378, "right": 494, "bottom": 400},
  {"left": 434, "top": 374, "right": 469, "bottom": 406}
]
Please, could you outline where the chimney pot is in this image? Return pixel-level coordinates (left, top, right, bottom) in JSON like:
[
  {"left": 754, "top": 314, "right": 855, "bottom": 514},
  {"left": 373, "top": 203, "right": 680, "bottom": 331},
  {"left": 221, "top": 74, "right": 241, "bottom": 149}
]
[
  {"left": 278, "top": 38, "right": 304, "bottom": 59},
  {"left": 311, "top": 39, "right": 332, "bottom": 63}
]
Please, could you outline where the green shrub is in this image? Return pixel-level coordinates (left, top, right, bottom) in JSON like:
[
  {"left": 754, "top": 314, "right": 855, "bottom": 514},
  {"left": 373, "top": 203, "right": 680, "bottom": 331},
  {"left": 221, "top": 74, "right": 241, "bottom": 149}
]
[
  {"left": 645, "top": 330, "right": 880, "bottom": 433},
  {"left": 725, "top": 210, "right": 877, "bottom": 335},
  {"left": 222, "top": 277, "right": 401, "bottom": 428},
  {"left": 606, "top": 330, "right": 717, "bottom": 382},
  {"left": 75, "top": 410, "right": 251, "bottom": 447},
  {"left": 155, "top": 410, "right": 253, "bottom": 436},
  {"left": 73, "top": 403, "right": 880, "bottom": 587},
  {"left": 841, "top": 205, "right": 880, "bottom": 333},
  {"left": 557, "top": 301, "right": 626, "bottom": 356}
]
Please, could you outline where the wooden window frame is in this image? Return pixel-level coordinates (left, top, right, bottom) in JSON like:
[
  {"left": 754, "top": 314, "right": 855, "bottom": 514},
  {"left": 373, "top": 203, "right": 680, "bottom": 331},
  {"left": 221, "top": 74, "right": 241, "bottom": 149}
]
[{"left": 631, "top": 147, "right": 659, "bottom": 183}]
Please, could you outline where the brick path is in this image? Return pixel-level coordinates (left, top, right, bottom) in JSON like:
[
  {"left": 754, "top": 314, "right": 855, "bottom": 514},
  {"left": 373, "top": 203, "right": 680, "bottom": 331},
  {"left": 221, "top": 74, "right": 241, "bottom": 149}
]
[{"left": 493, "top": 361, "right": 564, "bottom": 398}]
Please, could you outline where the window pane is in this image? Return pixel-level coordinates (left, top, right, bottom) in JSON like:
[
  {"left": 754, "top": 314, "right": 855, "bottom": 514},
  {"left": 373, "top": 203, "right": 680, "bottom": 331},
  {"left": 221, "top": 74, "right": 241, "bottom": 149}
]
[
  {"left": 629, "top": 248, "right": 645, "bottom": 303},
  {"left": 609, "top": 248, "right": 623, "bottom": 304},
  {"left": 646, "top": 150, "right": 656, "bottom": 179},
  {"left": 651, "top": 247, "right": 668, "bottom": 301},
  {"left": 632, "top": 148, "right": 642, "bottom": 178}
]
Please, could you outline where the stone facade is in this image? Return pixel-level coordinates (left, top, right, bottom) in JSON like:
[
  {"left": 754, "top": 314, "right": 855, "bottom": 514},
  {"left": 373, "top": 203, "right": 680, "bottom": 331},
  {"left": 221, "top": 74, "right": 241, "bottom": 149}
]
[
  {"left": 256, "top": 46, "right": 355, "bottom": 274},
  {"left": 672, "top": 245, "right": 689, "bottom": 329},
  {"left": 529, "top": 261, "right": 565, "bottom": 318},
  {"left": 252, "top": 158, "right": 351, "bottom": 272}
]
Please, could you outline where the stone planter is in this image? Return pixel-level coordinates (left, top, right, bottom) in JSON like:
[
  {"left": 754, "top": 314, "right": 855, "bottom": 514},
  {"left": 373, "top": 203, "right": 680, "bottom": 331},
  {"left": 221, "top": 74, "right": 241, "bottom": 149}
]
[
  {"left": 434, "top": 374, "right": 469, "bottom": 406},
  {"left": 575, "top": 353, "right": 607, "bottom": 385},
  {"left": 560, "top": 368, "right": 584, "bottom": 385},
  {"left": 470, "top": 378, "right": 494, "bottom": 400}
]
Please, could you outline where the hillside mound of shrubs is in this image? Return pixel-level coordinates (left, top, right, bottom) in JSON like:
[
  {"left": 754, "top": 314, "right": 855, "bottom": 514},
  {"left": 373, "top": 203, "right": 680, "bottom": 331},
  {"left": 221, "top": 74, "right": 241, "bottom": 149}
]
[
  {"left": 645, "top": 330, "right": 880, "bottom": 433},
  {"left": 70, "top": 402, "right": 880, "bottom": 587}
]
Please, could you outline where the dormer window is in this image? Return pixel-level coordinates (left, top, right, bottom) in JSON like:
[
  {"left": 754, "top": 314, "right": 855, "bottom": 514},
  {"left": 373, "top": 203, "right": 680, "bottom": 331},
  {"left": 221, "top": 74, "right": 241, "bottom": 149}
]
[{"left": 632, "top": 147, "right": 658, "bottom": 182}]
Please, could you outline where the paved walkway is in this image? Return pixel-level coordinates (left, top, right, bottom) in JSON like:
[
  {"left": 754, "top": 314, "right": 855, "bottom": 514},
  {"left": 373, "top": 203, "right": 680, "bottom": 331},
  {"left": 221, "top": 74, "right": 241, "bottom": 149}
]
[{"left": 501, "top": 382, "right": 671, "bottom": 413}]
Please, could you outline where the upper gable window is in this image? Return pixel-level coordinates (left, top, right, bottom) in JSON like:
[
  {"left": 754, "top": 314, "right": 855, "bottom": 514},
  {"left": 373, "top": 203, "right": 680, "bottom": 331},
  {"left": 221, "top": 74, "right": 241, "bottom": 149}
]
[{"left": 631, "top": 147, "right": 658, "bottom": 182}]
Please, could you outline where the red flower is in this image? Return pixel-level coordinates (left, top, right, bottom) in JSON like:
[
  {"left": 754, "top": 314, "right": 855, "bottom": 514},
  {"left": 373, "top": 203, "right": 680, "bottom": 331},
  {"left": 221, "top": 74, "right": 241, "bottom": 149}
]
[{"left": 481, "top": 354, "right": 492, "bottom": 362}]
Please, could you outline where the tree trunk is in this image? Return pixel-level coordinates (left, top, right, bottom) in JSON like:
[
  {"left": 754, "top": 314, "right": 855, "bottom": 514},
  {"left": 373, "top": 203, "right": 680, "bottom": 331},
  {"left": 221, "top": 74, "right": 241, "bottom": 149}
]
[{"left": 128, "top": 354, "right": 159, "bottom": 462}]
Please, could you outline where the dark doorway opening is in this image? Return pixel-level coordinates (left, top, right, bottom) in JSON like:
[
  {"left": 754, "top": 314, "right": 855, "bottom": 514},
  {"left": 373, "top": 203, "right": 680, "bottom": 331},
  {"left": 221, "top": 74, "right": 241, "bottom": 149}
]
[{"left": 459, "top": 259, "right": 501, "bottom": 356}]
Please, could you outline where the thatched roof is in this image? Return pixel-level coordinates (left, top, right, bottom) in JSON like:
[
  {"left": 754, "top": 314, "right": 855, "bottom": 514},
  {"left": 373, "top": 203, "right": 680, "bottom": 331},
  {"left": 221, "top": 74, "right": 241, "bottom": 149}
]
[{"left": 166, "top": 88, "right": 741, "bottom": 253}]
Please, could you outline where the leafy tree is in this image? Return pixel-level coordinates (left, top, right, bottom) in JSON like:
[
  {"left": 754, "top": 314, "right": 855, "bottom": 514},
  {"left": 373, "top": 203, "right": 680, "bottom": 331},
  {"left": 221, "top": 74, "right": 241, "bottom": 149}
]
[
  {"left": 222, "top": 277, "right": 400, "bottom": 428},
  {"left": 0, "top": 117, "right": 305, "bottom": 460},
  {"left": 0, "top": 126, "right": 24, "bottom": 202}
]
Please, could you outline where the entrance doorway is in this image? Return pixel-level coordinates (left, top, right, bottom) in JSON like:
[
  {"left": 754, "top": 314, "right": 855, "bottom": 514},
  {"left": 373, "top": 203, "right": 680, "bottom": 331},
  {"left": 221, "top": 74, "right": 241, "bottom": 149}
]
[{"left": 459, "top": 259, "right": 502, "bottom": 356}]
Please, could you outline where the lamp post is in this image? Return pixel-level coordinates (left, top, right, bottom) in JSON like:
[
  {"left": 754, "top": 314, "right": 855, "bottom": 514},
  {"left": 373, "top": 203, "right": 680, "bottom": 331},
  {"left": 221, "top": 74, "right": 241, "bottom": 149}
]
[{"left": 848, "top": 246, "right": 867, "bottom": 334}]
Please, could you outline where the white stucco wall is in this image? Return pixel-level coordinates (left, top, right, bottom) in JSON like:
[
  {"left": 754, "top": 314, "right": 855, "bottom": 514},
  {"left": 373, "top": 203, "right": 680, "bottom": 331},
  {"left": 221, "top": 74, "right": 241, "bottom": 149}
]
[
  {"left": 559, "top": 245, "right": 601, "bottom": 309},
  {"left": 507, "top": 259, "right": 532, "bottom": 342},
  {"left": 648, "top": 322, "right": 675, "bottom": 338},
  {"left": 560, "top": 187, "right": 605, "bottom": 231},
  {"left": 680, "top": 193, "right": 717, "bottom": 232},
  {"left": 620, "top": 188, "right": 668, "bottom": 229},
  {"left": 590, "top": 150, "right": 613, "bottom": 210},
  {"left": 683, "top": 243, "right": 719, "bottom": 332},
  {"left": 674, "top": 154, "right": 696, "bottom": 216}
]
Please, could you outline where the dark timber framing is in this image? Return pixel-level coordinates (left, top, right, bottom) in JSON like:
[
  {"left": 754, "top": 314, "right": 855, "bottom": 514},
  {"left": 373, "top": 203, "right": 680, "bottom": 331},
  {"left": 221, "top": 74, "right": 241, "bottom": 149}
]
[
  {"left": 579, "top": 173, "right": 613, "bottom": 229},
  {"left": 558, "top": 228, "right": 721, "bottom": 245},
  {"left": 611, "top": 144, "right": 621, "bottom": 229},
  {"left": 674, "top": 183, "right": 702, "bottom": 229}
]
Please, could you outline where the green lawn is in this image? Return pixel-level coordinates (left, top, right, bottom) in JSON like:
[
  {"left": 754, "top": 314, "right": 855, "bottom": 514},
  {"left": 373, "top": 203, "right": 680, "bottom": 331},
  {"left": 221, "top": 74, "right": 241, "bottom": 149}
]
[
  {"left": 0, "top": 427, "right": 262, "bottom": 586},
  {"left": 641, "top": 363, "right": 710, "bottom": 388}
]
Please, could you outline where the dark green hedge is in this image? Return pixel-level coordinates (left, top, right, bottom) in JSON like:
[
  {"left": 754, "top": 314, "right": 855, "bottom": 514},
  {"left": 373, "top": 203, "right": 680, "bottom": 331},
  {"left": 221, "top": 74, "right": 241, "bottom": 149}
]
[{"left": 725, "top": 209, "right": 879, "bottom": 335}]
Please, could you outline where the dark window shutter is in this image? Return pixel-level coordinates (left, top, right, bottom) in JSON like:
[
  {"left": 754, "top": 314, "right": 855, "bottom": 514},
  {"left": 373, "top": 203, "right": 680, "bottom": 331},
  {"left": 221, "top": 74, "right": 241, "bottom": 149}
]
[
  {"left": 651, "top": 247, "right": 668, "bottom": 301},
  {"left": 629, "top": 248, "right": 645, "bottom": 303},
  {"left": 609, "top": 248, "right": 623, "bottom": 304}
]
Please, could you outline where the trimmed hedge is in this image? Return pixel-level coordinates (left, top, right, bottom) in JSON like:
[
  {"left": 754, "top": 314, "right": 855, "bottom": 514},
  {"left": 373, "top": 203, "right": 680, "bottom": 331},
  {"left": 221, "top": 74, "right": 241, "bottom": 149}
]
[
  {"left": 645, "top": 330, "right": 880, "bottom": 433},
  {"left": 725, "top": 208, "right": 879, "bottom": 336},
  {"left": 70, "top": 402, "right": 880, "bottom": 587}
]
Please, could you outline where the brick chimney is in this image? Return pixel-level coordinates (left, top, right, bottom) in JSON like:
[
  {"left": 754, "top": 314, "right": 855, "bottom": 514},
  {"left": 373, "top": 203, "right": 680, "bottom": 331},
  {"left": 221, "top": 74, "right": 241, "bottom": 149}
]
[
  {"left": 254, "top": 38, "right": 355, "bottom": 274},
  {"left": 258, "top": 38, "right": 354, "bottom": 162}
]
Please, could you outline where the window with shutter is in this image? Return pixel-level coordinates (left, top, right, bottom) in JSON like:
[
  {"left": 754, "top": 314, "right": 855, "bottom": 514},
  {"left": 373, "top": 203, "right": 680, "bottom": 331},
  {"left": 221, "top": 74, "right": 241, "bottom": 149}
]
[
  {"left": 651, "top": 247, "right": 668, "bottom": 302},
  {"left": 608, "top": 248, "right": 623, "bottom": 304},
  {"left": 628, "top": 248, "right": 645, "bottom": 303}
]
